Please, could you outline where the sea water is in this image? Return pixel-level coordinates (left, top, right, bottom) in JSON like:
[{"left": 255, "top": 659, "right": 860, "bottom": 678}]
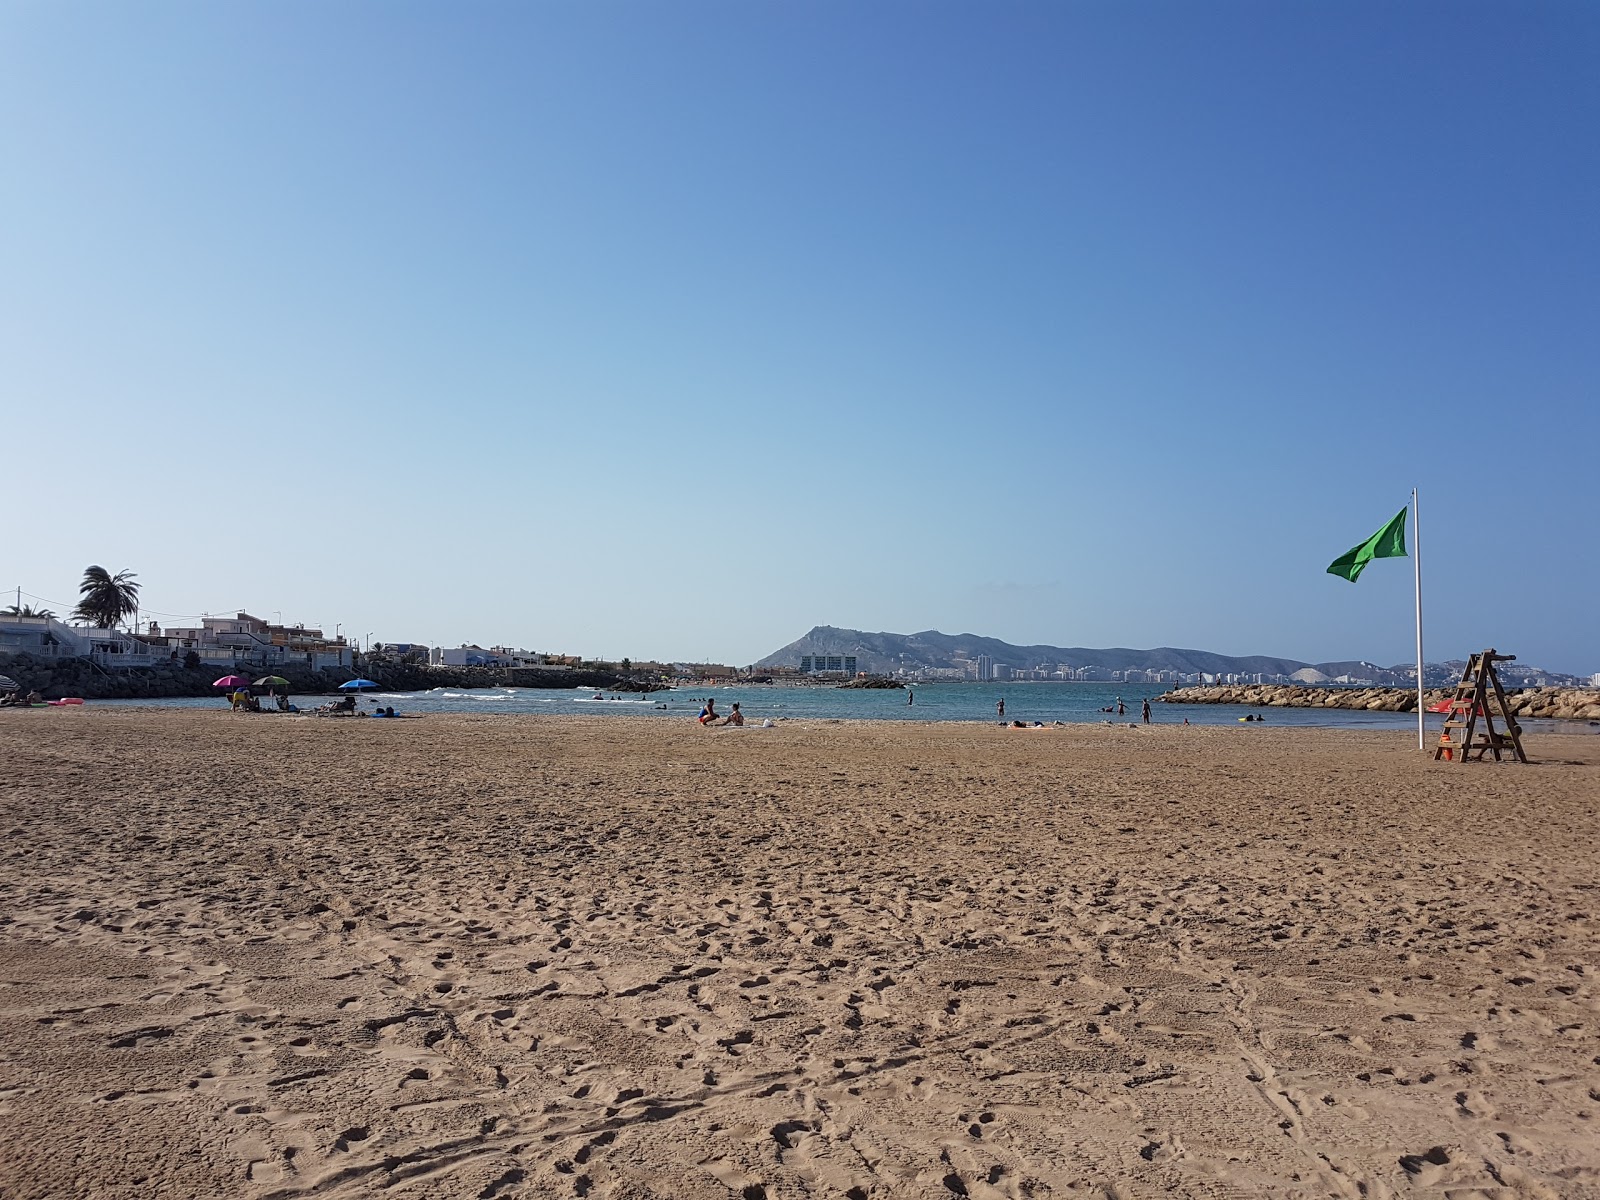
[{"left": 97, "top": 681, "right": 1460, "bottom": 732}]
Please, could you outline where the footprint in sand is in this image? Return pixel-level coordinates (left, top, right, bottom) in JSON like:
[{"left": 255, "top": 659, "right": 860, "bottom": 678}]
[{"left": 1398, "top": 1145, "right": 1454, "bottom": 1186}]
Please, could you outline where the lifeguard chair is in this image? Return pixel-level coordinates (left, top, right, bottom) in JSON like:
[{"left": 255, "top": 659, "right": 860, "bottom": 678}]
[{"left": 1435, "top": 650, "right": 1528, "bottom": 763}]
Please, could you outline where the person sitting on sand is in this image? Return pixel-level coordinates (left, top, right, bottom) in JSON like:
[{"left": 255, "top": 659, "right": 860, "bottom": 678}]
[
  {"left": 698, "top": 698, "right": 718, "bottom": 725},
  {"left": 718, "top": 702, "right": 745, "bottom": 727},
  {"left": 0, "top": 691, "right": 20, "bottom": 707}
]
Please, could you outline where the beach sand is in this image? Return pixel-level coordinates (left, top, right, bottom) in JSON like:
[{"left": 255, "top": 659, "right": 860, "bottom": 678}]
[{"left": 1, "top": 711, "right": 1597, "bottom": 1200}]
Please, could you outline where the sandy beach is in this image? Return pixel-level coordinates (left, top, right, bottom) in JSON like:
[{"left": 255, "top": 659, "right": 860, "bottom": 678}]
[{"left": 1, "top": 711, "right": 1597, "bottom": 1200}]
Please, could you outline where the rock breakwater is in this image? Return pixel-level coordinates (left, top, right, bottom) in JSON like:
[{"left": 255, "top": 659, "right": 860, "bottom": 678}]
[{"left": 1160, "top": 684, "right": 1600, "bottom": 722}]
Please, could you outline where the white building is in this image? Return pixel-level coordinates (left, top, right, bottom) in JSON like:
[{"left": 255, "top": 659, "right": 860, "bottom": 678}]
[{"left": 799, "top": 654, "right": 857, "bottom": 674}]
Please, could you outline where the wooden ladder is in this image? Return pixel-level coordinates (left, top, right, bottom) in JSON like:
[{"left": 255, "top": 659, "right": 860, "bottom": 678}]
[{"left": 1434, "top": 649, "right": 1528, "bottom": 763}]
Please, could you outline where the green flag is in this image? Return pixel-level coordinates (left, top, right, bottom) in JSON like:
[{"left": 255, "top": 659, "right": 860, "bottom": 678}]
[{"left": 1327, "top": 507, "right": 1408, "bottom": 582}]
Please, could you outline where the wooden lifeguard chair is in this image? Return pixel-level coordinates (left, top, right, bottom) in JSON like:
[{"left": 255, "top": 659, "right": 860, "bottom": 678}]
[{"left": 1434, "top": 649, "right": 1528, "bottom": 763}]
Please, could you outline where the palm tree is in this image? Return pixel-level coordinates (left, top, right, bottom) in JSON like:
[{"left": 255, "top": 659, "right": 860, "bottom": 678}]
[
  {"left": 72, "top": 566, "right": 141, "bottom": 630},
  {"left": 2, "top": 604, "right": 54, "bottom": 619}
]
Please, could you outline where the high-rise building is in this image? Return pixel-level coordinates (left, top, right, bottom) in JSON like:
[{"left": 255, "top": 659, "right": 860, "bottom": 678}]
[
  {"left": 975, "top": 655, "right": 993, "bottom": 681},
  {"left": 799, "top": 654, "right": 858, "bottom": 674}
]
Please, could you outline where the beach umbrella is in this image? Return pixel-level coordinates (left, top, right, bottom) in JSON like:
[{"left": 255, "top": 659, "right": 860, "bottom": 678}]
[
  {"left": 0, "top": 675, "right": 18, "bottom": 691},
  {"left": 338, "top": 678, "right": 379, "bottom": 691},
  {"left": 254, "top": 675, "right": 291, "bottom": 687},
  {"left": 213, "top": 675, "right": 251, "bottom": 689}
]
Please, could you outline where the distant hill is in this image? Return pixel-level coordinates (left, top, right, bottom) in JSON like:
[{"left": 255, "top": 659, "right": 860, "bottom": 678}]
[{"left": 754, "top": 626, "right": 1410, "bottom": 682}]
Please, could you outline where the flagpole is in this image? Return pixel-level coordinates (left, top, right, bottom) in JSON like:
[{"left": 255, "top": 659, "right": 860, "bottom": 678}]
[{"left": 1413, "top": 487, "right": 1424, "bottom": 751}]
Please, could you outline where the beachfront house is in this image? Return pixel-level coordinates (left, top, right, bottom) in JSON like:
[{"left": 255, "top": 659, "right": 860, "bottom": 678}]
[
  {"left": 431, "top": 645, "right": 546, "bottom": 668},
  {"left": 265, "top": 621, "right": 353, "bottom": 670},
  {"left": 435, "top": 645, "right": 505, "bottom": 667},
  {"left": 152, "top": 613, "right": 351, "bottom": 671},
  {"left": 0, "top": 614, "right": 85, "bottom": 661},
  {"left": 0, "top": 614, "right": 160, "bottom": 667}
]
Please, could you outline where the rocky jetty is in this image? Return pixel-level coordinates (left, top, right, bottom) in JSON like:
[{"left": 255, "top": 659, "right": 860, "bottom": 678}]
[
  {"left": 1160, "top": 684, "right": 1600, "bottom": 722},
  {"left": 835, "top": 676, "right": 906, "bottom": 689}
]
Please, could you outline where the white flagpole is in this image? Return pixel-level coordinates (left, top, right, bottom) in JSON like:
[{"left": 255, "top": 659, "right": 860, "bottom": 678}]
[{"left": 1413, "top": 487, "right": 1424, "bottom": 751}]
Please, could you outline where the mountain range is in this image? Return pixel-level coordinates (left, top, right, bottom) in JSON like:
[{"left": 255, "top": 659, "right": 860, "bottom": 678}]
[{"left": 755, "top": 626, "right": 1446, "bottom": 684}]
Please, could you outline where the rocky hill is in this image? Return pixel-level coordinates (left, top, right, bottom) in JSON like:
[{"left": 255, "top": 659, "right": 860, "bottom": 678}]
[
  {"left": 755, "top": 627, "right": 1585, "bottom": 686},
  {"left": 757, "top": 626, "right": 1400, "bottom": 680}
]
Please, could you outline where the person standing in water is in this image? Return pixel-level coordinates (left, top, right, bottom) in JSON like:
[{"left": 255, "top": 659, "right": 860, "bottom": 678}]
[
  {"left": 1116, "top": 696, "right": 1126, "bottom": 716},
  {"left": 1142, "top": 698, "right": 1151, "bottom": 724},
  {"left": 997, "top": 697, "right": 1005, "bottom": 717},
  {"left": 907, "top": 690, "right": 914, "bottom": 706}
]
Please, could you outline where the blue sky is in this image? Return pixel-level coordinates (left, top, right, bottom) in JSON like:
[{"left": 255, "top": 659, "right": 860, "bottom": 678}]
[{"left": 4, "top": 1, "right": 1596, "bottom": 672}]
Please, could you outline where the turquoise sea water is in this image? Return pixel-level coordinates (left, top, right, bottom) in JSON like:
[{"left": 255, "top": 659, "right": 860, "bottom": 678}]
[{"left": 97, "top": 681, "right": 1464, "bottom": 732}]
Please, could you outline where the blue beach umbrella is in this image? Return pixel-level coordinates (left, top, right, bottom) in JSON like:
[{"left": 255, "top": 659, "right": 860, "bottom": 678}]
[{"left": 338, "top": 678, "right": 380, "bottom": 691}]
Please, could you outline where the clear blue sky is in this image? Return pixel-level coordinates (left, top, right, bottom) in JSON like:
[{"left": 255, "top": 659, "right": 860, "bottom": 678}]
[{"left": 4, "top": 1, "right": 1596, "bottom": 672}]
